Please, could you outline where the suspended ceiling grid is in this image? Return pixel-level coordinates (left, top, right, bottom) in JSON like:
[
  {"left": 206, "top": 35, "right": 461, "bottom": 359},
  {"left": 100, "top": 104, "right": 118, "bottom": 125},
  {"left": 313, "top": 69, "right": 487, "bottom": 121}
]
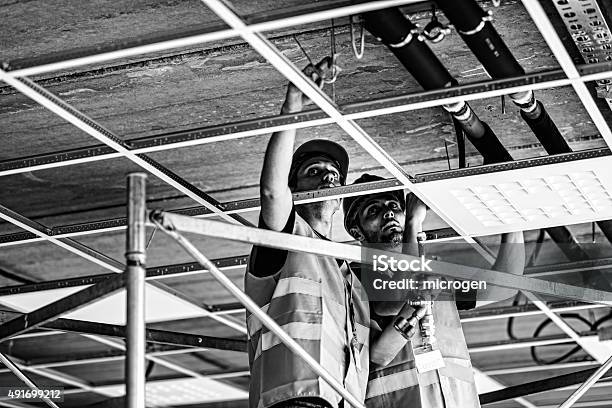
[{"left": 1, "top": 0, "right": 612, "bottom": 407}]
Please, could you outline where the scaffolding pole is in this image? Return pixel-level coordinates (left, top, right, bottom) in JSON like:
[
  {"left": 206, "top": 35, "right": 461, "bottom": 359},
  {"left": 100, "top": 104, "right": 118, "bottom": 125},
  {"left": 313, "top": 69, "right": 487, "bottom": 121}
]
[
  {"left": 151, "top": 210, "right": 612, "bottom": 303},
  {"left": 125, "top": 173, "right": 147, "bottom": 408},
  {"left": 0, "top": 353, "right": 60, "bottom": 408},
  {"left": 559, "top": 352, "right": 612, "bottom": 408}
]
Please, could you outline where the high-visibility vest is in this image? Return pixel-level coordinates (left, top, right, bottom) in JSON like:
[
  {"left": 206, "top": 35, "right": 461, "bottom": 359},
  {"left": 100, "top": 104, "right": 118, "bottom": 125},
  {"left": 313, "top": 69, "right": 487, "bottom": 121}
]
[
  {"left": 246, "top": 213, "right": 370, "bottom": 408},
  {"left": 366, "top": 300, "right": 480, "bottom": 408}
]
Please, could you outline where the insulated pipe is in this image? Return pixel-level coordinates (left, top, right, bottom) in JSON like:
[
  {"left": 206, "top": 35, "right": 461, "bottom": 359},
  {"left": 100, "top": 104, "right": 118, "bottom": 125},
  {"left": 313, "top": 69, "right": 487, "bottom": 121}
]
[
  {"left": 362, "top": 8, "right": 453, "bottom": 90},
  {"left": 126, "top": 173, "right": 147, "bottom": 408},
  {"left": 434, "top": 0, "right": 567, "bottom": 145},
  {"left": 434, "top": 0, "right": 524, "bottom": 79},
  {"left": 360, "top": 7, "right": 512, "bottom": 163}
]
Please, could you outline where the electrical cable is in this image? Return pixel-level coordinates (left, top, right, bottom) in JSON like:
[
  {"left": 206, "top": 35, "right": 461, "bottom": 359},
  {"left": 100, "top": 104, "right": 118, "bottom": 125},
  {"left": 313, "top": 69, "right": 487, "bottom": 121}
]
[{"left": 530, "top": 313, "right": 593, "bottom": 365}]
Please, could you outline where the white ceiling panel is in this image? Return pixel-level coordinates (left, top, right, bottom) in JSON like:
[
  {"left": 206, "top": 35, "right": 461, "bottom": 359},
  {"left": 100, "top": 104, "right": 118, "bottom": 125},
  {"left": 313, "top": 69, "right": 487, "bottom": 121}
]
[{"left": 417, "top": 156, "right": 612, "bottom": 236}]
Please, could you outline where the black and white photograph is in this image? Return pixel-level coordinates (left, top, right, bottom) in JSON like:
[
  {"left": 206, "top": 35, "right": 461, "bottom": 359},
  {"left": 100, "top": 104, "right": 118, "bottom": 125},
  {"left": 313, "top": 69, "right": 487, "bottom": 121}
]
[{"left": 1, "top": 0, "right": 612, "bottom": 407}]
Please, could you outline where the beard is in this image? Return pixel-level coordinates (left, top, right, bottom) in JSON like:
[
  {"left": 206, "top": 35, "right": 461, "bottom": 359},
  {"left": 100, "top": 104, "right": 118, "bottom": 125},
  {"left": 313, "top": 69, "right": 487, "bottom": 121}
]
[
  {"left": 297, "top": 199, "right": 340, "bottom": 219},
  {"left": 384, "top": 231, "right": 403, "bottom": 246},
  {"left": 363, "top": 228, "right": 403, "bottom": 247}
]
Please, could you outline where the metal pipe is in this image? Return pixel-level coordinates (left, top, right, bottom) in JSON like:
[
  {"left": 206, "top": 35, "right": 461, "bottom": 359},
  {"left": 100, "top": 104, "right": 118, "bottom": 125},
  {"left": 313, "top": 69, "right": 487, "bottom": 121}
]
[
  {"left": 434, "top": 0, "right": 574, "bottom": 154},
  {"left": 126, "top": 173, "right": 148, "bottom": 408},
  {"left": 152, "top": 218, "right": 366, "bottom": 408},
  {"left": 361, "top": 8, "right": 453, "bottom": 89},
  {"left": 435, "top": 0, "right": 524, "bottom": 79},
  {"left": 0, "top": 353, "right": 60, "bottom": 408},
  {"left": 559, "top": 353, "right": 612, "bottom": 408}
]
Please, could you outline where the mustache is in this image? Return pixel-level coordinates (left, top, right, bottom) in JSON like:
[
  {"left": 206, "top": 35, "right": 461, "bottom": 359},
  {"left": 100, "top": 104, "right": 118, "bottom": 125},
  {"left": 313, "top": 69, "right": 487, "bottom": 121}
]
[
  {"left": 317, "top": 182, "right": 337, "bottom": 189},
  {"left": 382, "top": 220, "right": 402, "bottom": 231}
]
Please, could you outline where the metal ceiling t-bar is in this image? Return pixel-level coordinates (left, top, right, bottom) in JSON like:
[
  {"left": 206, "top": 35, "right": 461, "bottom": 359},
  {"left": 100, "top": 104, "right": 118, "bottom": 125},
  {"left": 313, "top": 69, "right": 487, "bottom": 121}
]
[
  {"left": 0, "top": 64, "right": 611, "bottom": 179},
  {"left": 201, "top": 0, "right": 476, "bottom": 237},
  {"left": 1, "top": 0, "right": 422, "bottom": 78},
  {"left": 0, "top": 70, "right": 245, "bottom": 226}
]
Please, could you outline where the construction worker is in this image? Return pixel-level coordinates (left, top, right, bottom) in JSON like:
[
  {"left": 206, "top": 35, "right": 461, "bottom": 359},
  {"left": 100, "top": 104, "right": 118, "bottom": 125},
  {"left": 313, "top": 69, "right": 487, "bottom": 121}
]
[
  {"left": 343, "top": 174, "right": 525, "bottom": 408},
  {"left": 245, "top": 58, "right": 369, "bottom": 408}
]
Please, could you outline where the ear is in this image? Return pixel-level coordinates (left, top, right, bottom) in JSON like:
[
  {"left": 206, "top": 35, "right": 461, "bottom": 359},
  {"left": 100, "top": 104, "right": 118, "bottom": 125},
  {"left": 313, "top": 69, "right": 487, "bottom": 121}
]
[{"left": 349, "top": 226, "right": 365, "bottom": 241}]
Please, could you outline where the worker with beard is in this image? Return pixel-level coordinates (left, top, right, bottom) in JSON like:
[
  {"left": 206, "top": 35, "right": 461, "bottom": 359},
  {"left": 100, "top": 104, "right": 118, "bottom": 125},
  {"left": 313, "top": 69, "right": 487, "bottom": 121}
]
[
  {"left": 245, "top": 58, "right": 370, "bottom": 408},
  {"left": 343, "top": 174, "right": 525, "bottom": 408}
]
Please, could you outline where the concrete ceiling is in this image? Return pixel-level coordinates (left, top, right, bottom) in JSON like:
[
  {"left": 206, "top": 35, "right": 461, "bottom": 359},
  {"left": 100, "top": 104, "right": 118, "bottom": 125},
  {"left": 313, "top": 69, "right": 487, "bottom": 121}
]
[{"left": 1, "top": 0, "right": 612, "bottom": 407}]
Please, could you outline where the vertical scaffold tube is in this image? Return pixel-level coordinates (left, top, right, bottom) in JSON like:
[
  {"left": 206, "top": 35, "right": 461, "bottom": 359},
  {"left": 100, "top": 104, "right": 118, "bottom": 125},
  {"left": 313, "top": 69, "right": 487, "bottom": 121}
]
[{"left": 126, "top": 173, "right": 147, "bottom": 408}]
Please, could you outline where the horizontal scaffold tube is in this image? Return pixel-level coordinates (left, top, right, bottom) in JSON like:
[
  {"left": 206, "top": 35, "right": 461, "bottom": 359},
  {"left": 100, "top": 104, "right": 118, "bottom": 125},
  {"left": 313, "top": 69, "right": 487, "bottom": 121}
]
[{"left": 150, "top": 210, "right": 612, "bottom": 304}]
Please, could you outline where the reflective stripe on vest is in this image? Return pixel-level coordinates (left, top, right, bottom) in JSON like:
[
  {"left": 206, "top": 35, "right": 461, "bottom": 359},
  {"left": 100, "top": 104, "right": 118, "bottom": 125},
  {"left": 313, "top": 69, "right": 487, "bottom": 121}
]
[
  {"left": 365, "top": 301, "right": 480, "bottom": 408},
  {"left": 365, "top": 357, "right": 473, "bottom": 399},
  {"left": 245, "top": 213, "right": 370, "bottom": 408}
]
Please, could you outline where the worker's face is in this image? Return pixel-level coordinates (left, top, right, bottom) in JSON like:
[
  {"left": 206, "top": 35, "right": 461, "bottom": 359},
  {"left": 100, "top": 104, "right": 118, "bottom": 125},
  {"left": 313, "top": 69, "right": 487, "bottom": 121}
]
[
  {"left": 356, "top": 195, "right": 405, "bottom": 246},
  {"left": 294, "top": 156, "right": 342, "bottom": 192}
]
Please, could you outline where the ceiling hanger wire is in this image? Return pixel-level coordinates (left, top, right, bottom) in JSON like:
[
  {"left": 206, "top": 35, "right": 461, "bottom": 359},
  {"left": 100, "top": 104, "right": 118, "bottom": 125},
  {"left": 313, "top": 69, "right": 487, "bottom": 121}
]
[{"left": 350, "top": 15, "right": 365, "bottom": 59}]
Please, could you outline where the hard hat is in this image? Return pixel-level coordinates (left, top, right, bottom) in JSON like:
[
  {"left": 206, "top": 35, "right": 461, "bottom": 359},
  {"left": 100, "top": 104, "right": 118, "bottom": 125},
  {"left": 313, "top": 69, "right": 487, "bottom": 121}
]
[{"left": 288, "top": 139, "right": 349, "bottom": 189}]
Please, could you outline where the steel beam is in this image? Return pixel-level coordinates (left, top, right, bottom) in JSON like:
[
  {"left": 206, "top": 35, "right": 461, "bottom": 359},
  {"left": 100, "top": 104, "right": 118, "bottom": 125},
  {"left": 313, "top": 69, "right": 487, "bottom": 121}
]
[
  {"left": 479, "top": 364, "right": 612, "bottom": 405},
  {"left": 0, "top": 203, "right": 124, "bottom": 272},
  {"left": 0, "top": 273, "right": 125, "bottom": 342},
  {"left": 0, "top": 190, "right": 246, "bottom": 335},
  {"left": 42, "top": 318, "right": 247, "bottom": 351},
  {"left": 1, "top": 147, "right": 609, "bottom": 247},
  {"left": 559, "top": 352, "right": 612, "bottom": 408}
]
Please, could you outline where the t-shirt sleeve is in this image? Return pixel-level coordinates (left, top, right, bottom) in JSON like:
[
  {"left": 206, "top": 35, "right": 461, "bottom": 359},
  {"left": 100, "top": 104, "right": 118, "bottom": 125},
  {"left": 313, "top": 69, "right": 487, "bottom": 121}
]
[
  {"left": 455, "top": 288, "right": 478, "bottom": 310},
  {"left": 248, "top": 208, "right": 296, "bottom": 278}
]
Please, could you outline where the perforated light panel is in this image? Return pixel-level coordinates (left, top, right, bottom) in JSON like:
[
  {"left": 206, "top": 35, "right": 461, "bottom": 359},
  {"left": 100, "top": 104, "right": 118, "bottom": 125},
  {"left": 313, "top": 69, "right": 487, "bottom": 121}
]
[
  {"left": 416, "top": 157, "right": 612, "bottom": 236},
  {"left": 95, "top": 377, "right": 249, "bottom": 406}
]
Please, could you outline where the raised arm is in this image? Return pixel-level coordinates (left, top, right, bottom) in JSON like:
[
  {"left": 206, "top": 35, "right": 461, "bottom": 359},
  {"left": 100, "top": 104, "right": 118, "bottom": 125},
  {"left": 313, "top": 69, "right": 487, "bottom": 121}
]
[
  {"left": 403, "top": 192, "right": 427, "bottom": 256},
  {"left": 370, "top": 193, "right": 428, "bottom": 366},
  {"left": 260, "top": 59, "right": 330, "bottom": 231}
]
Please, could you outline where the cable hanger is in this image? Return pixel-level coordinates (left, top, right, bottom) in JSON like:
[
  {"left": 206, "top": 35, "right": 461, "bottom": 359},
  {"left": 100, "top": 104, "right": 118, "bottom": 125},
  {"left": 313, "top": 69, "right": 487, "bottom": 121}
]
[{"left": 350, "top": 15, "right": 365, "bottom": 59}]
